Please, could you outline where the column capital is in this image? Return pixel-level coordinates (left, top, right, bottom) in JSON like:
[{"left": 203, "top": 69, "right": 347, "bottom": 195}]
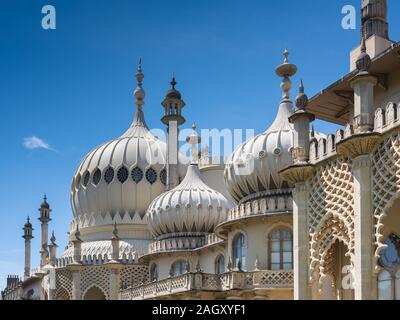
[
  {"left": 336, "top": 132, "right": 381, "bottom": 158},
  {"left": 279, "top": 164, "right": 315, "bottom": 185}
]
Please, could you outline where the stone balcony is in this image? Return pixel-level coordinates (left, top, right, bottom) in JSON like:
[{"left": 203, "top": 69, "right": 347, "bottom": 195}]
[
  {"left": 120, "top": 270, "right": 293, "bottom": 300},
  {"left": 147, "top": 233, "right": 224, "bottom": 256}
]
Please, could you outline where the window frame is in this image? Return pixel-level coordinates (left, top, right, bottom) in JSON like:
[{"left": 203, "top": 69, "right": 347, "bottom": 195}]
[{"left": 269, "top": 227, "right": 293, "bottom": 270}]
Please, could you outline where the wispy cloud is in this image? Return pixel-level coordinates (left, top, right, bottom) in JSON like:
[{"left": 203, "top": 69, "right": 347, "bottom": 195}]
[{"left": 23, "top": 136, "right": 55, "bottom": 151}]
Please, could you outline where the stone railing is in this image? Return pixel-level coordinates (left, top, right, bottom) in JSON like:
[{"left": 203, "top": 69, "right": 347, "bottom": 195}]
[
  {"left": 120, "top": 270, "right": 293, "bottom": 300},
  {"left": 374, "top": 102, "right": 400, "bottom": 133},
  {"left": 309, "top": 102, "right": 400, "bottom": 165},
  {"left": 226, "top": 192, "right": 293, "bottom": 224},
  {"left": 148, "top": 234, "right": 224, "bottom": 255}
]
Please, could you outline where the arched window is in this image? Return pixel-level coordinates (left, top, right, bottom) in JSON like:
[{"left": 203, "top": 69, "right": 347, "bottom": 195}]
[
  {"left": 170, "top": 260, "right": 188, "bottom": 277},
  {"left": 232, "top": 233, "right": 246, "bottom": 271},
  {"left": 215, "top": 255, "right": 225, "bottom": 274},
  {"left": 270, "top": 228, "right": 293, "bottom": 270},
  {"left": 150, "top": 264, "right": 158, "bottom": 282},
  {"left": 377, "top": 234, "right": 400, "bottom": 300},
  {"left": 378, "top": 270, "right": 393, "bottom": 300}
]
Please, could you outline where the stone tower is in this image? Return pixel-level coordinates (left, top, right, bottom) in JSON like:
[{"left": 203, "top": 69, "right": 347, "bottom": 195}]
[
  {"left": 361, "top": 0, "right": 388, "bottom": 40},
  {"left": 350, "top": 0, "right": 391, "bottom": 71},
  {"left": 38, "top": 195, "right": 51, "bottom": 268},
  {"left": 161, "top": 75, "right": 186, "bottom": 190},
  {"left": 22, "top": 217, "right": 33, "bottom": 278}
]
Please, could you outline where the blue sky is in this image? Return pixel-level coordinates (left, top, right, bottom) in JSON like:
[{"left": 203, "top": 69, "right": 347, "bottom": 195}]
[{"left": 1, "top": 0, "right": 399, "bottom": 289}]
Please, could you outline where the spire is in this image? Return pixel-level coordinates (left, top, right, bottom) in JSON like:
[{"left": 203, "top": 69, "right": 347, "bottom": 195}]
[
  {"left": 134, "top": 58, "right": 145, "bottom": 109},
  {"left": 112, "top": 222, "right": 119, "bottom": 240},
  {"left": 50, "top": 231, "right": 56, "bottom": 245},
  {"left": 171, "top": 73, "right": 177, "bottom": 90},
  {"left": 186, "top": 123, "right": 201, "bottom": 164},
  {"left": 275, "top": 49, "right": 297, "bottom": 101},
  {"left": 295, "top": 80, "right": 309, "bottom": 111},
  {"left": 356, "top": 35, "right": 372, "bottom": 72},
  {"left": 361, "top": 0, "right": 388, "bottom": 40},
  {"left": 71, "top": 224, "right": 82, "bottom": 242}
]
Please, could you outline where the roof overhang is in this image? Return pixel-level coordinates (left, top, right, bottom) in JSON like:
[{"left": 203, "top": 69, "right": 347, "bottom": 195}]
[{"left": 307, "top": 41, "right": 400, "bottom": 125}]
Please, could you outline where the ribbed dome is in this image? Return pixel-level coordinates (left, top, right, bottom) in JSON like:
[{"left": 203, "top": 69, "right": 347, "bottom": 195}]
[
  {"left": 224, "top": 100, "right": 296, "bottom": 203},
  {"left": 147, "top": 164, "right": 234, "bottom": 238},
  {"left": 71, "top": 108, "right": 188, "bottom": 225}
]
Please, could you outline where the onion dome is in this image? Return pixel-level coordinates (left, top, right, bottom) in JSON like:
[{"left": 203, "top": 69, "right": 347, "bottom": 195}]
[
  {"left": 24, "top": 216, "right": 32, "bottom": 229},
  {"left": 40, "top": 194, "right": 50, "bottom": 209},
  {"left": 147, "top": 126, "right": 234, "bottom": 238},
  {"left": 165, "top": 75, "right": 182, "bottom": 100},
  {"left": 356, "top": 36, "right": 372, "bottom": 72},
  {"left": 224, "top": 50, "right": 298, "bottom": 203},
  {"left": 71, "top": 62, "right": 188, "bottom": 231}
]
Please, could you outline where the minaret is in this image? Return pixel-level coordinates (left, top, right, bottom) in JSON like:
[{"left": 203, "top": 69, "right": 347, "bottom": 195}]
[
  {"left": 22, "top": 217, "right": 33, "bottom": 278},
  {"left": 350, "top": 0, "right": 391, "bottom": 71},
  {"left": 48, "top": 231, "right": 58, "bottom": 267},
  {"left": 186, "top": 123, "right": 201, "bottom": 164},
  {"left": 361, "top": 0, "right": 388, "bottom": 40},
  {"left": 38, "top": 194, "right": 51, "bottom": 268},
  {"left": 161, "top": 75, "right": 186, "bottom": 190}
]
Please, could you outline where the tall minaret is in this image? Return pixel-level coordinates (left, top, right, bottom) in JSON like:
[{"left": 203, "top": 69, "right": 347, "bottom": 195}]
[
  {"left": 38, "top": 194, "right": 51, "bottom": 268},
  {"left": 22, "top": 217, "right": 33, "bottom": 278},
  {"left": 161, "top": 75, "right": 186, "bottom": 190},
  {"left": 361, "top": 0, "right": 388, "bottom": 40},
  {"left": 351, "top": 0, "right": 391, "bottom": 71}
]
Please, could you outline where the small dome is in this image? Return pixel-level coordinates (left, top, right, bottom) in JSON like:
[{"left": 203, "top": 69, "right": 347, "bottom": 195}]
[
  {"left": 40, "top": 195, "right": 50, "bottom": 209},
  {"left": 165, "top": 77, "right": 181, "bottom": 99},
  {"left": 224, "top": 100, "right": 295, "bottom": 202},
  {"left": 147, "top": 164, "right": 234, "bottom": 238}
]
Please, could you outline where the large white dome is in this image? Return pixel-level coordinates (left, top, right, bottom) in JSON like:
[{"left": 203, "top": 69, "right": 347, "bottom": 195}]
[
  {"left": 71, "top": 109, "right": 187, "bottom": 225},
  {"left": 224, "top": 100, "right": 295, "bottom": 203},
  {"left": 70, "top": 64, "right": 188, "bottom": 236},
  {"left": 147, "top": 164, "right": 234, "bottom": 239}
]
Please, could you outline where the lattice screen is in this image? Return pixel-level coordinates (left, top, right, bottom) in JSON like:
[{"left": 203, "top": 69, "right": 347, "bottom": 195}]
[
  {"left": 307, "top": 157, "right": 355, "bottom": 278},
  {"left": 80, "top": 266, "right": 110, "bottom": 299},
  {"left": 372, "top": 133, "right": 400, "bottom": 263},
  {"left": 120, "top": 265, "right": 148, "bottom": 289},
  {"left": 55, "top": 269, "right": 72, "bottom": 300}
]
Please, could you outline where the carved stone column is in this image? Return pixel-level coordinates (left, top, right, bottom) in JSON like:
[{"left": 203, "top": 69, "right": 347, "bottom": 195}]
[
  {"left": 293, "top": 181, "right": 310, "bottom": 300},
  {"left": 67, "top": 265, "right": 83, "bottom": 300},
  {"left": 352, "top": 154, "right": 374, "bottom": 300}
]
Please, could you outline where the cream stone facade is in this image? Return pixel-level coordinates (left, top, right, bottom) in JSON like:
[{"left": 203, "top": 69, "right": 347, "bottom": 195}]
[{"left": 2, "top": 0, "right": 400, "bottom": 301}]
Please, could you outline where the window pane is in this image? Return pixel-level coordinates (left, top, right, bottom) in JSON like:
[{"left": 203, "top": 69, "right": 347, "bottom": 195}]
[
  {"left": 271, "top": 231, "right": 280, "bottom": 240},
  {"left": 271, "top": 263, "right": 280, "bottom": 270},
  {"left": 283, "top": 263, "right": 292, "bottom": 270},
  {"left": 271, "top": 252, "right": 280, "bottom": 264},
  {"left": 283, "top": 240, "right": 292, "bottom": 251},
  {"left": 283, "top": 252, "right": 292, "bottom": 263},
  {"left": 378, "top": 270, "right": 393, "bottom": 300},
  {"left": 271, "top": 240, "right": 280, "bottom": 252}
]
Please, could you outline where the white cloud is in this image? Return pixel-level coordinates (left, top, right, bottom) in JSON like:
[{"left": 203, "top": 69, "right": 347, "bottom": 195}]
[{"left": 23, "top": 136, "right": 53, "bottom": 151}]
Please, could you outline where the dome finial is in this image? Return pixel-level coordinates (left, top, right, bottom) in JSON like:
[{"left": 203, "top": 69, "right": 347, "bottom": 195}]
[
  {"left": 356, "top": 35, "right": 371, "bottom": 72},
  {"left": 50, "top": 231, "right": 56, "bottom": 244},
  {"left": 171, "top": 73, "right": 177, "bottom": 90},
  {"left": 112, "top": 222, "right": 119, "bottom": 239},
  {"left": 295, "top": 80, "right": 308, "bottom": 110},
  {"left": 186, "top": 123, "right": 201, "bottom": 164},
  {"left": 283, "top": 49, "right": 289, "bottom": 63},
  {"left": 275, "top": 49, "right": 298, "bottom": 101},
  {"left": 134, "top": 58, "right": 145, "bottom": 109}
]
